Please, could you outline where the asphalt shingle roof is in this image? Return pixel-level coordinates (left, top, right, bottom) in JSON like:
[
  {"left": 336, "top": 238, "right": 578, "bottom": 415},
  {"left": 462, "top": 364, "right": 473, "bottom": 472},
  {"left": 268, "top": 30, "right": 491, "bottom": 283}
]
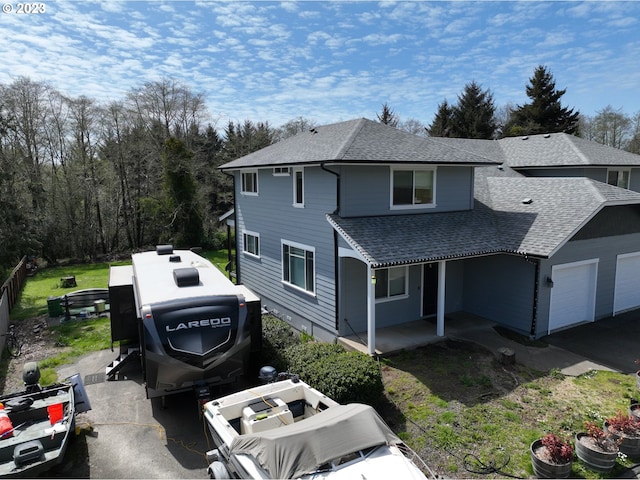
[
  {"left": 219, "top": 118, "right": 501, "bottom": 170},
  {"left": 498, "top": 132, "right": 640, "bottom": 168},
  {"left": 328, "top": 177, "right": 640, "bottom": 267}
]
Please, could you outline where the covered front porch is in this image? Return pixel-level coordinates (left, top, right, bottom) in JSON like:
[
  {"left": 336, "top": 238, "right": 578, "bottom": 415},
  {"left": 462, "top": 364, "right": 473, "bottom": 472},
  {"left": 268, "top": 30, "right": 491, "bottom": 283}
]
[{"left": 338, "top": 312, "right": 497, "bottom": 356}]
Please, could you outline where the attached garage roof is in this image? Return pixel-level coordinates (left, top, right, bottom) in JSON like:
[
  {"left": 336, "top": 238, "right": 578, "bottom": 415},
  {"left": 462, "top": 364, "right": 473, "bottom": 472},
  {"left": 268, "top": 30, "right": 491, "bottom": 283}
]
[{"left": 328, "top": 177, "right": 640, "bottom": 268}]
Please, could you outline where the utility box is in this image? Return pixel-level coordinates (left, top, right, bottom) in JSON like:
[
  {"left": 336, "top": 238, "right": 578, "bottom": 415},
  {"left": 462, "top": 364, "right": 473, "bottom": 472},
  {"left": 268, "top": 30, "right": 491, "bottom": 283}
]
[
  {"left": 47, "top": 296, "right": 62, "bottom": 317},
  {"left": 108, "top": 265, "right": 139, "bottom": 343}
]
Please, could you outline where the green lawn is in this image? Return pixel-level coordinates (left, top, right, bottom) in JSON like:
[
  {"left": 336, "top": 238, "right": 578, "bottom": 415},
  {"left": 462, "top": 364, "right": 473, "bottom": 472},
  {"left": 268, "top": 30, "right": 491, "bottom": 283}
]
[{"left": 6, "top": 250, "right": 230, "bottom": 385}]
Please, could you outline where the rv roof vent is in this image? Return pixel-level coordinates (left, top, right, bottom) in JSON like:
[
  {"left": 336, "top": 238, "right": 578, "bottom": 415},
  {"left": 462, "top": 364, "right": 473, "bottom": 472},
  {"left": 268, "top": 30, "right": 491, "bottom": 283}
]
[
  {"left": 156, "top": 244, "right": 174, "bottom": 255},
  {"left": 169, "top": 255, "right": 181, "bottom": 263},
  {"left": 173, "top": 267, "right": 199, "bottom": 287}
]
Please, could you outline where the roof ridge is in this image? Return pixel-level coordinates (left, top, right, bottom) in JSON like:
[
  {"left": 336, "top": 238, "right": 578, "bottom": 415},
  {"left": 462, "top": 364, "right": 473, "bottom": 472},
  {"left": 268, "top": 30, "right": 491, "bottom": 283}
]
[
  {"left": 563, "top": 133, "right": 591, "bottom": 165},
  {"left": 429, "top": 136, "right": 498, "bottom": 163},
  {"left": 333, "top": 118, "right": 368, "bottom": 160}
]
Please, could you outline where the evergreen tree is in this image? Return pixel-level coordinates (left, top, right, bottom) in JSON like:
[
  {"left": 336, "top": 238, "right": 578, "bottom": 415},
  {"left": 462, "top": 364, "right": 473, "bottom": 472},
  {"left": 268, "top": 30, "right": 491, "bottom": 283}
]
[
  {"left": 504, "top": 65, "right": 580, "bottom": 136},
  {"left": 161, "top": 137, "right": 204, "bottom": 248},
  {"left": 377, "top": 102, "right": 399, "bottom": 127},
  {"left": 451, "top": 81, "right": 497, "bottom": 139},
  {"left": 427, "top": 82, "right": 496, "bottom": 139},
  {"left": 426, "top": 100, "right": 454, "bottom": 137}
]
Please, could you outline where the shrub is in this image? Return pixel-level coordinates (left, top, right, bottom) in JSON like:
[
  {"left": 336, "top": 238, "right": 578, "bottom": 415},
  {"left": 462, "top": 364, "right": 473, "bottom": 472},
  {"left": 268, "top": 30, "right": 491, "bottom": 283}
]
[
  {"left": 584, "top": 421, "right": 620, "bottom": 452},
  {"left": 605, "top": 410, "right": 640, "bottom": 436},
  {"left": 540, "top": 433, "right": 573, "bottom": 464},
  {"left": 260, "top": 315, "right": 300, "bottom": 371},
  {"left": 284, "top": 342, "right": 383, "bottom": 405}
]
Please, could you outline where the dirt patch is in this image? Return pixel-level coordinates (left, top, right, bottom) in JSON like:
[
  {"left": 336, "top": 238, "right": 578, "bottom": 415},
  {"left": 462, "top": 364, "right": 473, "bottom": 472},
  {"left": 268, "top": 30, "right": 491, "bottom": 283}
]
[{"left": 0, "top": 315, "right": 70, "bottom": 395}]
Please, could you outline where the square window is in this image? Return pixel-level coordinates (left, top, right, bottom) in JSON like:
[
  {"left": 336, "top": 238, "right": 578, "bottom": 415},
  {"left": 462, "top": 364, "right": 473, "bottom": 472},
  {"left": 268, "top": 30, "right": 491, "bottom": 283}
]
[
  {"left": 241, "top": 171, "right": 258, "bottom": 194},
  {"left": 243, "top": 232, "right": 259, "bottom": 257},
  {"left": 392, "top": 168, "right": 435, "bottom": 207},
  {"left": 375, "top": 266, "right": 407, "bottom": 300}
]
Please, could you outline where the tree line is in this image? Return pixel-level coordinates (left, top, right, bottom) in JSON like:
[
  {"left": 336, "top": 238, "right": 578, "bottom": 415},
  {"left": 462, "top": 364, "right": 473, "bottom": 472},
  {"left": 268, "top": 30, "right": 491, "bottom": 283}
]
[
  {"left": 380, "top": 65, "right": 640, "bottom": 153},
  {"left": 1, "top": 66, "right": 638, "bottom": 275}
]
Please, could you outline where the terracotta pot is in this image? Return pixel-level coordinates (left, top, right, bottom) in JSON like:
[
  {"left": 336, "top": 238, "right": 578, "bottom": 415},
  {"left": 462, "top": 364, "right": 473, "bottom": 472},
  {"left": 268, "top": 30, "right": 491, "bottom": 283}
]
[
  {"left": 575, "top": 432, "right": 618, "bottom": 473},
  {"left": 530, "top": 439, "right": 572, "bottom": 479}
]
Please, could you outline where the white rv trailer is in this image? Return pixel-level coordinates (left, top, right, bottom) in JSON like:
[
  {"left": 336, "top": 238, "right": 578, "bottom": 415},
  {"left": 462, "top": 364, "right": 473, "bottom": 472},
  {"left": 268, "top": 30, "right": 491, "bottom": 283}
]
[{"left": 108, "top": 246, "right": 261, "bottom": 400}]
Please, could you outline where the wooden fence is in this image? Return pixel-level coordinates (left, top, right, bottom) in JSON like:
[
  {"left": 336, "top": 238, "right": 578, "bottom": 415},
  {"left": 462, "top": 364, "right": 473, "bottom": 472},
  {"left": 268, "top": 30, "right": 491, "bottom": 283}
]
[{"left": 0, "top": 256, "right": 27, "bottom": 351}]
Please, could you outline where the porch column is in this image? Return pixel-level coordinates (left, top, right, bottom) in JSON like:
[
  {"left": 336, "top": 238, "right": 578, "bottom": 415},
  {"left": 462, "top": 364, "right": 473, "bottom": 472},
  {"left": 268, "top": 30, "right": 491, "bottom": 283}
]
[
  {"left": 367, "top": 263, "right": 376, "bottom": 355},
  {"left": 437, "top": 260, "right": 446, "bottom": 336}
]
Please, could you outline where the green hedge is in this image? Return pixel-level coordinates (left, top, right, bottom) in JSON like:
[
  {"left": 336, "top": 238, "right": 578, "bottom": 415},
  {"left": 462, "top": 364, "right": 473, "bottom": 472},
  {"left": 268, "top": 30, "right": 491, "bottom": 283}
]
[{"left": 261, "top": 316, "right": 383, "bottom": 405}]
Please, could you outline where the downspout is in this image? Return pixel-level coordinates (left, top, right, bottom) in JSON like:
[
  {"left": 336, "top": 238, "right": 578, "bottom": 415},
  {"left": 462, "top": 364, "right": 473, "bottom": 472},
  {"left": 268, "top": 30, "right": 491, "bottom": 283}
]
[
  {"left": 320, "top": 163, "right": 341, "bottom": 331},
  {"left": 222, "top": 169, "right": 240, "bottom": 284},
  {"left": 527, "top": 255, "right": 540, "bottom": 338}
]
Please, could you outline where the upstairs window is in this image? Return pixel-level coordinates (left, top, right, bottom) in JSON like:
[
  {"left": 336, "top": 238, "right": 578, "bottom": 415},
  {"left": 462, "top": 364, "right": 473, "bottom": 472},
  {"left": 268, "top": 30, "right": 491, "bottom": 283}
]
[
  {"left": 375, "top": 266, "right": 408, "bottom": 300},
  {"left": 293, "top": 168, "right": 304, "bottom": 207},
  {"left": 391, "top": 168, "right": 435, "bottom": 208},
  {"left": 273, "top": 167, "right": 290, "bottom": 176},
  {"left": 607, "top": 169, "right": 630, "bottom": 189},
  {"left": 241, "top": 171, "right": 258, "bottom": 195}
]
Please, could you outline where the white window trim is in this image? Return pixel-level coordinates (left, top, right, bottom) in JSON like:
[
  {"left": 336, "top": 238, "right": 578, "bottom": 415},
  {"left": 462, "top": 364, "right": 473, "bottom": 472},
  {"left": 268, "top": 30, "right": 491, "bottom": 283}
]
[
  {"left": 607, "top": 168, "right": 631, "bottom": 189},
  {"left": 241, "top": 170, "right": 259, "bottom": 196},
  {"left": 242, "top": 230, "right": 260, "bottom": 258},
  {"left": 281, "top": 239, "right": 316, "bottom": 296},
  {"left": 273, "top": 167, "right": 291, "bottom": 176},
  {"left": 389, "top": 166, "right": 437, "bottom": 210},
  {"left": 374, "top": 266, "right": 409, "bottom": 303},
  {"left": 293, "top": 168, "right": 304, "bottom": 208}
]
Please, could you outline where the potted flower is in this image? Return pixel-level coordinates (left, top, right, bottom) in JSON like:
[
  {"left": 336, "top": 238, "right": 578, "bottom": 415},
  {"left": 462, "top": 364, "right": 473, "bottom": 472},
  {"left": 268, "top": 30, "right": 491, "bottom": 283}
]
[
  {"left": 604, "top": 410, "right": 640, "bottom": 459},
  {"left": 531, "top": 433, "right": 573, "bottom": 478},
  {"left": 575, "top": 421, "right": 620, "bottom": 473}
]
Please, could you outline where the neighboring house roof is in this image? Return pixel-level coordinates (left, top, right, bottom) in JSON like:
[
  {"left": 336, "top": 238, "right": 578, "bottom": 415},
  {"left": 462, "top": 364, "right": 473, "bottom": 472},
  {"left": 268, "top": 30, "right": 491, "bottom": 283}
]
[
  {"left": 498, "top": 132, "right": 640, "bottom": 168},
  {"left": 219, "top": 118, "right": 501, "bottom": 170},
  {"left": 328, "top": 177, "right": 640, "bottom": 268}
]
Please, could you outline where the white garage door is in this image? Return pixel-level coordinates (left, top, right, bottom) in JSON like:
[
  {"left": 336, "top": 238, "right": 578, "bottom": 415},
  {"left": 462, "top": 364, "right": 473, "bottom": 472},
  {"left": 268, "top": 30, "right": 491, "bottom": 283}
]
[
  {"left": 614, "top": 252, "right": 640, "bottom": 314},
  {"left": 549, "top": 259, "right": 598, "bottom": 333}
]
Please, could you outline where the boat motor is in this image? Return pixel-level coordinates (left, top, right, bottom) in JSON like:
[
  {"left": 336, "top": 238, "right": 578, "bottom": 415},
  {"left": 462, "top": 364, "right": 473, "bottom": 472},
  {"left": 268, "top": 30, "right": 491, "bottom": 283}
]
[{"left": 23, "top": 362, "right": 42, "bottom": 393}]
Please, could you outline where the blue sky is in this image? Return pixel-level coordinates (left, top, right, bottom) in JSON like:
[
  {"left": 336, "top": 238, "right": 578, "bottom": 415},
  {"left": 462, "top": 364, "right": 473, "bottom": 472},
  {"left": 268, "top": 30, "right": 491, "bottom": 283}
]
[{"left": 1, "top": 1, "right": 639, "bottom": 129}]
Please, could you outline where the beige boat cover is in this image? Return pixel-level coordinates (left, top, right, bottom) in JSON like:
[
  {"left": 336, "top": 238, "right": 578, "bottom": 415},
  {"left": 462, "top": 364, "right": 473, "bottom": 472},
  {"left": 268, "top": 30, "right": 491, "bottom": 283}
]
[{"left": 230, "top": 403, "right": 401, "bottom": 479}]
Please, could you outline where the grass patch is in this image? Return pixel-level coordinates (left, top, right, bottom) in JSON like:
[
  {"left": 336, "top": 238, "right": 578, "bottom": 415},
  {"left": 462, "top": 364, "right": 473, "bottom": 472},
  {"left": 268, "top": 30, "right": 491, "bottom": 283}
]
[
  {"left": 381, "top": 343, "right": 638, "bottom": 478},
  {"left": 40, "top": 317, "right": 112, "bottom": 384},
  {"left": 11, "top": 260, "right": 130, "bottom": 321}
]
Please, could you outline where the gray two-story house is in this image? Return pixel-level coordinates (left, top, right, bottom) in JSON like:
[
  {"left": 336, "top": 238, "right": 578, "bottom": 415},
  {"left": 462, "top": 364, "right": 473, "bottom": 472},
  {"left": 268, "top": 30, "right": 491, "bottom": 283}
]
[{"left": 220, "top": 118, "right": 640, "bottom": 354}]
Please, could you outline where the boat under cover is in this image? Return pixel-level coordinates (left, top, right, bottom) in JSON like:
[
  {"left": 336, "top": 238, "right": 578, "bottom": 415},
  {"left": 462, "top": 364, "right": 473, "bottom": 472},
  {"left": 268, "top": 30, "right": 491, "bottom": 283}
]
[{"left": 203, "top": 378, "right": 434, "bottom": 479}]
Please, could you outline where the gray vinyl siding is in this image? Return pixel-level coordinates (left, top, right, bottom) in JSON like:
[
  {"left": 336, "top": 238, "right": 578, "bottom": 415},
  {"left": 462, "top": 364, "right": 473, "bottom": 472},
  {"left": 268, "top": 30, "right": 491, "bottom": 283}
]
[
  {"left": 535, "top": 232, "right": 640, "bottom": 335},
  {"left": 339, "top": 165, "right": 474, "bottom": 217},
  {"left": 235, "top": 166, "right": 338, "bottom": 336},
  {"left": 462, "top": 254, "right": 536, "bottom": 335}
]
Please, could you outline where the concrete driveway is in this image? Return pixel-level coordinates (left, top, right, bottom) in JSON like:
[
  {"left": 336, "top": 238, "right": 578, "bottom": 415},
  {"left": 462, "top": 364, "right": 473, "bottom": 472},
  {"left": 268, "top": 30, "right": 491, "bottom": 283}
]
[
  {"left": 51, "top": 349, "right": 249, "bottom": 478},
  {"left": 543, "top": 309, "right": 640, "bottom": 374}
]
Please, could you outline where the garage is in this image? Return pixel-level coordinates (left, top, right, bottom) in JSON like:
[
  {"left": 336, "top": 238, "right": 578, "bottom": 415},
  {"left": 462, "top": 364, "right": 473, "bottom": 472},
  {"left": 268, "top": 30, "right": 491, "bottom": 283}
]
[
  {"left": 548, "top": 259, "right": 598, "bottom": 333},
  {"left": 614, "top": 252, "right": 640, "bottom": 314}
]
